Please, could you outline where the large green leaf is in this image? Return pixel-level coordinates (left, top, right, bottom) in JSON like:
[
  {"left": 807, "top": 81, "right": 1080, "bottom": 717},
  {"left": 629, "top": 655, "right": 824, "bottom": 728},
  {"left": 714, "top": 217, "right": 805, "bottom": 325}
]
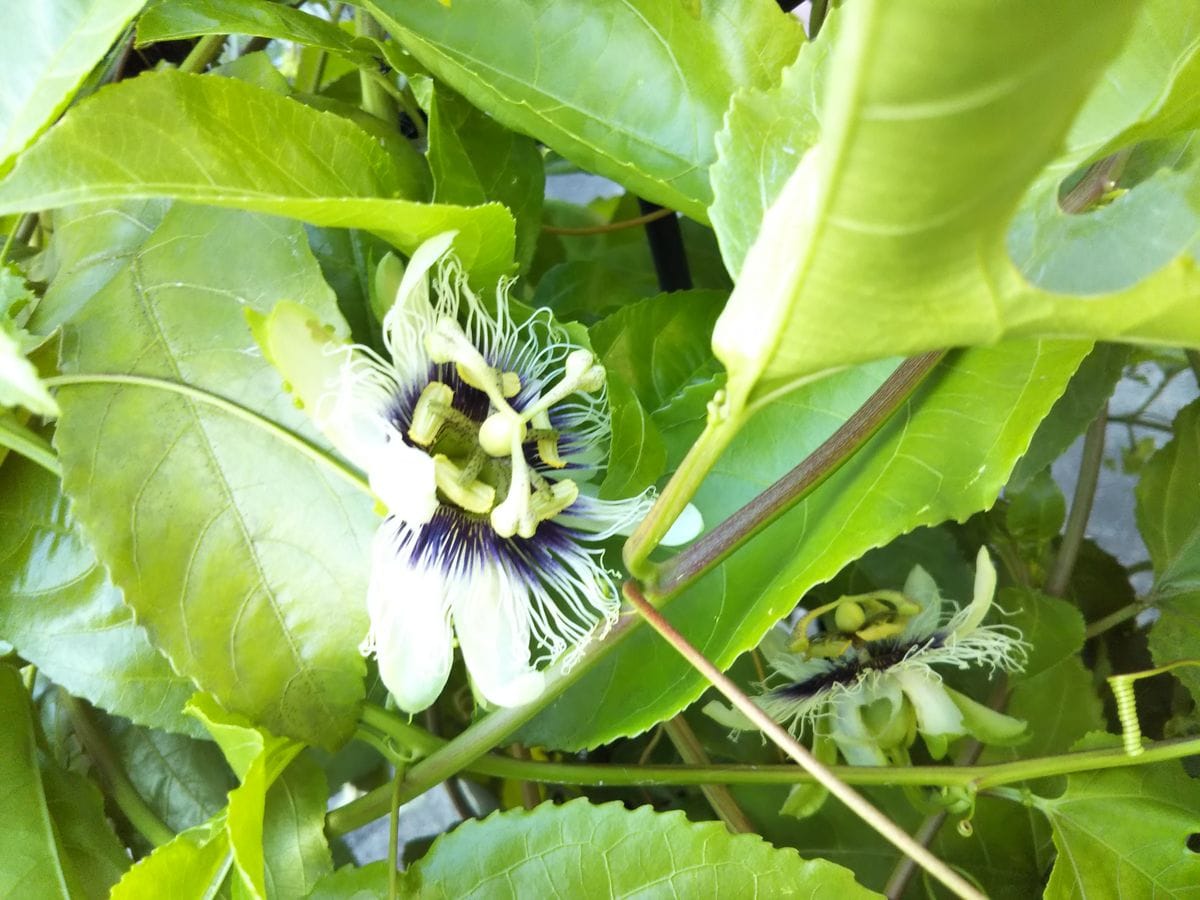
[
  {"left": 0, "top": 70, "right": 515, "bottom": 283},
  {"left": 0, "top": 0, "right": 145, "bottom": 166},
  {"left": 709, "top": 0, "right": 1200, "bottom": 419},
  {"left": 377, "top": 800, "right": 876, "bottom": 897},
  {"left": 0, "top": 452, "right": 202, "bottom": 737},
  {"left": 522, "top": 340, "right": 1089, "bottom": 749},
  {"left": 1137, "top": 399, "right": 1200, "bottom": 704},
  {"left": 0, "top": 665, "right": 128, "bottom": 899},
  {"left": 53, "top": 204, "right": 377, "bottom": 748},
  {"left": 367, "top": 0, "right": 804, "bottom": 220},
  {"left": 1038, "top": 757, "right": 1200, "bottom": 898}
]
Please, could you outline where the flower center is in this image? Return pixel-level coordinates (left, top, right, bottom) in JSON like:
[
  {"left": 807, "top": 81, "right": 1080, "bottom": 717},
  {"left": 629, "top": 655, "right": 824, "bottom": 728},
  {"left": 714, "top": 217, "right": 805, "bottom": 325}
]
[{"left": 407, "top": 316, "right": 605, "bottom": 539}]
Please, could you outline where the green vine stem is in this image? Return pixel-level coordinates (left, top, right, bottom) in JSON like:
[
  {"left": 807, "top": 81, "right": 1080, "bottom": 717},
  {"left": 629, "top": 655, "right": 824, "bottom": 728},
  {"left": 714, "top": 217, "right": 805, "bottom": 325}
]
[
  {"left": 1045, "top": 402, "right": 1107, "bottom": 597},
  {"left": 43, "top": 373, "right": 371, "bottom": 495},
  {"left": 662, "top": 715, "right": 754, "bottom": 834},
  {"left": 178, "top": 34, "right": 228, "bottom": 75},
  {"left": 622, "top": 582, "right": 983, "bottom": 900},
  {"left": 61, "top": 693, "right": 175, "bottom": 848},
  {"left": 628, "top": 351, "right": 945, "bottom": 594},
  {"left": 334, "top": 706, "right": 1200, "bottom": 837}
]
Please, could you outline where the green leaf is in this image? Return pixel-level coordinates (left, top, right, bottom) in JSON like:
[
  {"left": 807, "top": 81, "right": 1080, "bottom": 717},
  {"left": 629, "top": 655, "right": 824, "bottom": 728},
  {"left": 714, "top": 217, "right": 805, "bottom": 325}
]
[
  {"left": 986, "top": 589, "right": 1103, "bottom": 760},
  {"left": 1137, "top": 399, "right": 1200, "bottom": 704},
  {"left": 102, "top": 714, "right": 236, "bottom": 834},
  {"left": 522, "top": 340, "right": 1089, "bottom": 749},
  {"left": 1004, "top": 470, "right": 1066, "bottom": 551},
  {"left": 709, "top": 0, "right": 1200, "bottom": 419},
  {"left": 0, "top": 70, "right": 516, "bottom": 283},
  {"left": 367, "top": 0, "right": 804, "bottom": 219},
  {"left": 53, "top": 204, "right": 378, "bottom": 748},
  {"left": 39, "top": 764, "right": 131, "bottom": 899},
  {"left": 1, "top": 268, "right": 58, "bottom": 416},
  {"left": 31, "top": 199, "right": 172, "bottom": 336},
  {"left": 1009, "top": 343, "right": 1128, "bottom": 489},
  {"left": 399, "top": 799, "right": 876, "bottom": 897},
  {"left": 0, "top": 0, "right": 145, "bottom": 165},
  {"left": 0, "top": 452, "right": 203, "bottom": 737},
  {"left": 110, "top": 695, "right": 304, "bottom": 900},
  {"left": 137, "top": 0, "right": 377, "bottom": 67},
  {"left": 109, "top": 816, "right": 232, "bottom": 900},
  {"left": 590, "top": 289, "right": 727, "bottom": 475},
  {"left": 188, "top": 695, "right": 303, "bottom": 899},
  {"left": 1038, "top": 759, "right": 1200, "bottom": 898},
  {"left": 425, "top": 84, "right": 545, "bottom": 272},
  {"left": 309, "top": 861, "right": 390, "bottom": 900},
  {"left": 597, "top": 374, "right": 665, "bottom": 499},
  {"left": 0, "top": 665, "right": 126, "bottom": 899},
  {"left": 262, "top": 754, "right": 334, "bottom": 899}
]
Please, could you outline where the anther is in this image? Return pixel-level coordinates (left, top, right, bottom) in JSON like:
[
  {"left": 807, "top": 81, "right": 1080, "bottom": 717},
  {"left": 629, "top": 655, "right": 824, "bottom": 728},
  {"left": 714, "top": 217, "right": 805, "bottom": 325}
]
[
  {"left": 433, "top": 454, "right": 495, "bottom": 514},
  {"left": 529, "top": 479, "right": 579, "bottom": 523},
  {"left": 530, "top": 409, "right": 564, "bottom": 468},
  {"left": 408, "top": 381, "right": 453, "bottom": 446}
]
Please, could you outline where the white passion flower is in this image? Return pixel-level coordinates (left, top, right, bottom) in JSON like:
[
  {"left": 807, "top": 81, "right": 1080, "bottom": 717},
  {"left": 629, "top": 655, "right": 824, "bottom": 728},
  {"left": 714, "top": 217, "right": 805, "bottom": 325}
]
[
  {"left": 266, "top": 232, "right": 699, "bottom": 713},
  {"left": 706, "top": 548, "right": 1027, "bottom": 767}
]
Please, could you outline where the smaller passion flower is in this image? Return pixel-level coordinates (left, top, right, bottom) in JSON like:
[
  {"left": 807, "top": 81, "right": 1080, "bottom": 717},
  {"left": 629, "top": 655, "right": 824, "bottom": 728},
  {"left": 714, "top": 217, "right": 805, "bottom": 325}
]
[
  {"left": 706, "top": 548, "right": 1027, "bottom": 769},
  {"left": 257, "top": 232, "right": 698, "bottom": 714}
]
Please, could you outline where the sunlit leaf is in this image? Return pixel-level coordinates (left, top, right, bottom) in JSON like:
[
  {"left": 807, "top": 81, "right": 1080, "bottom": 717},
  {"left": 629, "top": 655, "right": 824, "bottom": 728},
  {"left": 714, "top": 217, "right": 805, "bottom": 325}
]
[
  {"left": 0, "top": 70, "right": 515, "bottom": 283},
  {"left": 53, "top": 204, "right": 377, "bottom": 748},
  {"left": 367, "top": 0, "right": 804, "bottom": 219},
  {"left": 337, "top": 799, "right": 878, "bottom": 897},
  {"left": 0, "top": 453, "right": 203, "bottom": 737},
  {"left": 709, "top": 0, "right": 1199, "bottom": 419},
  {"left": 0, "top": 0, "right": 144, "bottom": 166}
]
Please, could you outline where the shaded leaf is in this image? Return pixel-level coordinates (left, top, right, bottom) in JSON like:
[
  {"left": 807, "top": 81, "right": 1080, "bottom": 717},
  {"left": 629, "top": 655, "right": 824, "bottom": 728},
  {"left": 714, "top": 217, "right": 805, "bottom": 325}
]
[
  {"left": 137, "top": 0, "right": 376, "bottom": 67},
  {"left": 368, "top": 0, "right": 804, "bottom": 219},
  {"left": 1137, "top": 399, "right": 1200, "bottom": 704},
  {"left": 597, "top": 374, "right": 665, "bottom": 498},
  {"left": 102, "top": 714, "right": 236, "bottom": 834},
  {"left": 53, "top": 204, "right": 377, "bottom": 748},
  {"left": 522, "top": 341, "right": 1089, "bottom": 749},
  {"left": 1038, "top": 756, "right": 1200, "bottom": 898},
  {"left": 0, "top": 452, "right": 203, "bottom": 737},
  {"left": 0, "top": 71, "right": 514, "bottom": 283},
  {"left": 1009, "top": 343, "right": 1128, "bottom": 489},
  {"left": 425, "top": 84, "right": 545, "bottom": 272}
]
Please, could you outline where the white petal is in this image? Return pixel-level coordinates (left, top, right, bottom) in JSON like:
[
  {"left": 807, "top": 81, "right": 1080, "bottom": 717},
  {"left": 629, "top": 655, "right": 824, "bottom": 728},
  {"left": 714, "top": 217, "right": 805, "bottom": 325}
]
[
  {"left": 453, "top": 563, "right": 546, "bottom": 708},
  {"left": 388, "top": 231, "right": 457, "bottom": 325},
  {"left": 661, "top": 503, "right": 703, "bottom": 546},
  {"left": 950, "top": 547, "right": 998, "bottom": 638},
  {"left": 367, "top": 531, "right": 454, "bottom": 713},
  {"left": 364, "top": 430, "right": 438, "bottom": 526},
  {"left": 893, "top": 669, "right": 963, "bottom": 738}
]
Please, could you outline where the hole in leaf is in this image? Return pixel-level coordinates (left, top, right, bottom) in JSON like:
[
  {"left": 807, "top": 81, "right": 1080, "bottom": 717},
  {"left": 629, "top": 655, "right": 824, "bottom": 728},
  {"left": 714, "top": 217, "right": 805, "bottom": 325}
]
[{"left": 1187, "top": 834, "right": 1200, "bottom": 854}]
